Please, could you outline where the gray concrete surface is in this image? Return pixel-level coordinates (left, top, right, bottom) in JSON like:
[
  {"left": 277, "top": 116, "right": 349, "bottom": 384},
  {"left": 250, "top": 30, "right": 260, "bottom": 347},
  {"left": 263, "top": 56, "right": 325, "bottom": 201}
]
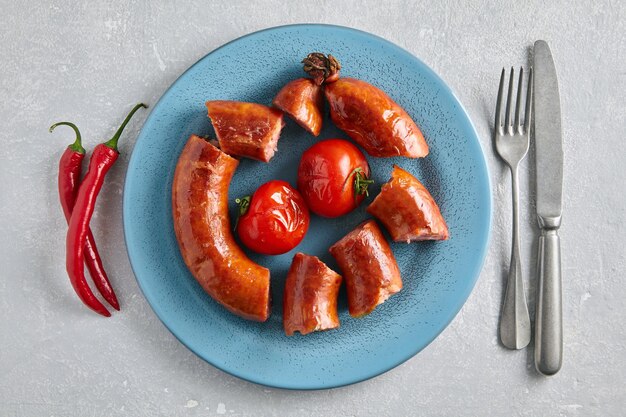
[{"left": 1, "top": 1, "right": 625, "bottom": 416}]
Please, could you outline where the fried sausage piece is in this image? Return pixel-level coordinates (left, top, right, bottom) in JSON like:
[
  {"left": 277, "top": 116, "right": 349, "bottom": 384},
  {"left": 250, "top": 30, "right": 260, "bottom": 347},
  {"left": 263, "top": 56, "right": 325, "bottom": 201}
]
[
  {"left": 273, "top": 78, "right": 323, "bottom": 136},
  {"left": 329, "top": 220, "right": 402, "bottom": 317},
  {"left": 367, "top": 165, "right": 449, "bottom": 242},
  {"left": 324, "top": 78, "right": 429, "bottom": 158},
  {"left": 206, "top": 101, "right": 284, "bottom": 162},
  {"left": 172, "top": 134, "right": 271, "bottom": 321},
  {"left": 283, "top": 253, "right": 342, "bottom": 336}
]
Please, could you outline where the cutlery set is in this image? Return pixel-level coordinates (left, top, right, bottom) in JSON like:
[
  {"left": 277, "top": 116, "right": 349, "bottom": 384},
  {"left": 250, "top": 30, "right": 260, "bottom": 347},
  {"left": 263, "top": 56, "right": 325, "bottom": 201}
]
[{"left": 494, "top": 40, "right": 563, "bottom": 375}]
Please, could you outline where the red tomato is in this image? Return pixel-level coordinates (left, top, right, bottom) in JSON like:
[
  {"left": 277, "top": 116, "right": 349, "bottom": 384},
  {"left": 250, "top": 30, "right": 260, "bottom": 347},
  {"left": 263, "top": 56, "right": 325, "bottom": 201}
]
[
  {"left": 297, "top": 139, "right": 372, "bottom": 218},
  {"left": 236, "top": 180, "right": 310, "bottom": 255}
]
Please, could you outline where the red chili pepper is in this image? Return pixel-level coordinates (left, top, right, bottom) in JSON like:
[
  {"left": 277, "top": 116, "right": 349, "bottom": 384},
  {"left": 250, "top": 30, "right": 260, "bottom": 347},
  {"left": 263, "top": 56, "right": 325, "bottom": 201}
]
[
  {"left": 50, "top": 122, "right": 120, "bottom": 311},
  {"left": 65, "top": 103, "right": 147, "bottom": 316}
]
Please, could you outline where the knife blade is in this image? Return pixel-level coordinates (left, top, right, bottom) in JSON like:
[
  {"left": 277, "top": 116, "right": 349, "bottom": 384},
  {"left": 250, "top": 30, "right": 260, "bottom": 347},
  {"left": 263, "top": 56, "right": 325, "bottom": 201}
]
[
  {"left": 533, "top": 40, "right": 563, "bottom": 376},
  {"left": 534, "top": 40, "right": 563, "bottom": 225}
]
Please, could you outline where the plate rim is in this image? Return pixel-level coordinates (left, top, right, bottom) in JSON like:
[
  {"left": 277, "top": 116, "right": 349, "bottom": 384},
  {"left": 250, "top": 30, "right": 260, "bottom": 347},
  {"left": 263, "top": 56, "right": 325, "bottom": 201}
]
[{"left": 123, "top": 23, "right": 492, "bottom": 390}]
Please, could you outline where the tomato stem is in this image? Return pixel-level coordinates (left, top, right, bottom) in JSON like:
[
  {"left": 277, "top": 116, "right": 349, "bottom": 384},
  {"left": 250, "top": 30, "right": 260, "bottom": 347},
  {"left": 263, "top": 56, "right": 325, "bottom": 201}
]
[
  {"left": 352, "top": 167, "right": 374, "bottom": 198},
  {"left": 234, "top": 196, "right": 251, "bottom": 230}
]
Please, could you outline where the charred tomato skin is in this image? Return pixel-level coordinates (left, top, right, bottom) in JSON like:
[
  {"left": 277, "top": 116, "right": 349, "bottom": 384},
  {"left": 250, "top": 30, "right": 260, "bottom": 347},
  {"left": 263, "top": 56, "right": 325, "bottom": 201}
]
[
  {"left": 236, "top": 180, "right": 310, "bottom": 255},
  {"left": 297, "top": 139, "right": 371, "bottom": 218}
]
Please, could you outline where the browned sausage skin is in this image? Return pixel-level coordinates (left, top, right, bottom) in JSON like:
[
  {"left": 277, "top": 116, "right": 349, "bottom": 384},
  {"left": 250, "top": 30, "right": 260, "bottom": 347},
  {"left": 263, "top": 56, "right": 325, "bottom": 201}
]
[
  {"left": 329, "top": 220, "right": 402, "bottom": 318},
  {"left": 272, "top": 78, "right": 323, "bottom": 136},
  {"left": 325, "top": 78, "right": 429, "bottom": 158},
  {"left": 206, "top": 101, "right": 284, "bottom": 162},
  {"left": 283, "top": 253, "right": 342, "bottom": 336},
  {"left": 172, "top": 134, "right": 271, "bottom": 321},
  {"left": 301, "top": 53, "right": 427, "bottom": 158},
  {"left": 367, "top": 165, "right": 449, "bottom": 242}
]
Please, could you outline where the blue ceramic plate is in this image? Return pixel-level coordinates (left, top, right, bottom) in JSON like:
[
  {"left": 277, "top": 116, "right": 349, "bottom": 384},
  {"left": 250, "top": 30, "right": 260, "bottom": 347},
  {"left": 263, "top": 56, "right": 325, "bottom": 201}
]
[{"left": 123, "top": 24, "right": 491, "bottom": 390}]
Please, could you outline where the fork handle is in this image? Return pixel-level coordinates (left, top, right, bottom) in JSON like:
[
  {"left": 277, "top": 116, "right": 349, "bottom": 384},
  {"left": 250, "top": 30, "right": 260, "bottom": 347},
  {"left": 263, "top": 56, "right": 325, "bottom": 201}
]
[
  {"left": 499, "top": 167, "right": 531, "bottom": 350},
  {"left": 535, "top": 228, "right": 563, "bottom": 375}
]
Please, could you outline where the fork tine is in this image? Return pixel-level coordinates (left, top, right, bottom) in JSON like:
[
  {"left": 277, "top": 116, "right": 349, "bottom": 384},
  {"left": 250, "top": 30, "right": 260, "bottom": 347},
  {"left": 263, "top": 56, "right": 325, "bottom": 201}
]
[
  {"left": 504, "top": 67, "right": 514, "bottom": 132},
  {"left": 495, "top": 68, "right": 505, "bottom": 132},
  {"left": 514, "top": 67, "right": 524, "bottom": 131},
  {"left": 523, "top": 67, "right": 533, "bottom": 132}
]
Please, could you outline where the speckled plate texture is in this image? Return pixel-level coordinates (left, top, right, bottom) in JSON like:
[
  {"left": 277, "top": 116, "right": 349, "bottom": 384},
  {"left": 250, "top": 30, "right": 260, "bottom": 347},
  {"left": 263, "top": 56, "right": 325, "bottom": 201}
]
[{"left": 123, "top": 24, "right": 491, "bottom": 390}]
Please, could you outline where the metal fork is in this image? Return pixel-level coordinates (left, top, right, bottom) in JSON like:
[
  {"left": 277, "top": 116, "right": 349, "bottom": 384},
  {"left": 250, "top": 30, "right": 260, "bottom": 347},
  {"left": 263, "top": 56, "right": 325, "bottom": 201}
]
[{"left": 495, "top": 67, "right": 533, "bottom": 350}]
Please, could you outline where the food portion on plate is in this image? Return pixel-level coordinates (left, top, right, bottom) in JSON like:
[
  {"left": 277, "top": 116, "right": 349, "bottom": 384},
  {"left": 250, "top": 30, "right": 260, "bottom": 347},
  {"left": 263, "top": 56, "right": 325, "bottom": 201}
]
[
  {"left": 297, "top": 139, "right": 372, "bottom": 218},
  {"left": 301, "top": 52, "right": 429, "bottom": 159},
  {"left": 171, "top": 52, "right": 448, "bottom": 332},
  {"left": 324, "top": 78, "right": 430, "bottom": 158},
  {"left": 206, "top": 100, "right": 284, "bottom": 162},
  {"left": 329, "top": 220, "right": 402, "bottom": 317},
  {"left": 283, "top": 253, "right": 343, "bottom": 336},
  {"left": 172, "top": 134, "right": 271, "bottom": 322},
  {"left": 367, "top": 165, "right": 449, "bottom": 242},
  {"left": 235, "top": 180, "right": 310, "bottom": 256},
  {"left": 273, "top": 78, "right": 324, "bottom": 136}
]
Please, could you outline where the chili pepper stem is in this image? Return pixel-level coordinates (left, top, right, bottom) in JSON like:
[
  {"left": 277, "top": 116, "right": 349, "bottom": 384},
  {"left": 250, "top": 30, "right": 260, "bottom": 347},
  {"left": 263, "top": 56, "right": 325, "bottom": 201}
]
[
  {"left": 49, "top": 122, "right": 85, "bottom": 154},
  {"left": 103, "top": 103, "right": 148, "bottom": 152}
]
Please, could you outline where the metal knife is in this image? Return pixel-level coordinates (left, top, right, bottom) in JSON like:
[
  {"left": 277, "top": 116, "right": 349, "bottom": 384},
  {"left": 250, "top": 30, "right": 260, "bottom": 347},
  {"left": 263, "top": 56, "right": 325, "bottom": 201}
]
[{"left": 533, "top": 40, "right": 563, "bottom": 375}]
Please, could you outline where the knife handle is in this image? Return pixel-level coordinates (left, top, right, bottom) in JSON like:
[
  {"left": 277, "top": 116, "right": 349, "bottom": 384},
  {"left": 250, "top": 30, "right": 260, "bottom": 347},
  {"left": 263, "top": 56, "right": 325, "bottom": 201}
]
[{"left": 535, "top": 228, "right": 563, "bottom": 375}]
